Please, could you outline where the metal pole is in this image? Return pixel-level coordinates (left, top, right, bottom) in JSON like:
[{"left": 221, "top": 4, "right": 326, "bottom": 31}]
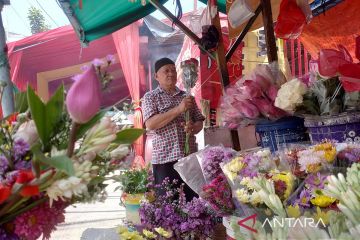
[{"left": 0, "top": 1, "right": 15, "bottom": 117}]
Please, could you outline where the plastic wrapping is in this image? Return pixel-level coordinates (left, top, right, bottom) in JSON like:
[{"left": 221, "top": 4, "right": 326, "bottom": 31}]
[
  {"left": 275, "top": 0, "right": 306, "bottom": 40},
  {"left": 228, "top": 0, "right": 255, "bottom": 28},
  {"left": 174, "top": 150, "right": 207, "bottom": 195}
]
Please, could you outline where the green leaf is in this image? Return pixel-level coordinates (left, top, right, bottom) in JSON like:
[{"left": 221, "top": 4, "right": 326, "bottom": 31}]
[
  {"left": 113, "top": 128, "right": 145, "bottom": 145},
  {"left": 14, "top": 91, "right": 28, "bottom": 113},
  {"left": 76, "top": 108, "right": 109, "bottom": 140},
  {"left": 89, "top": 176, "right": 106, "bottom": 186},
  {"left": 27, "top": 85, "right": 64, "bottom": 146},
  {"left": 31, "top": 144, "right": 74, "bottom": 176}
]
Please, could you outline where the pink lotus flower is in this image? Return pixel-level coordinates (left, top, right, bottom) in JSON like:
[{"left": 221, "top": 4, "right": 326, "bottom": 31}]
[
  {"left": 267, "top": 85, "right": 278, "bottom": 101},
  {"left": 238, "top": 80, "right": 263, "bottom": 99},
  {"left": 66, "top": 66, "right": 101, "bottom": 123},
  {"left": 233, "top": 100, "right": 260, "bottom": 119}
]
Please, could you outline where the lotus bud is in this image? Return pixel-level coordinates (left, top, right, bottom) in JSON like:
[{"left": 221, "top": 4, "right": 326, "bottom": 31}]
[
  {"left": 66, "top": 66, "right": 101, "bottom": 124},
  {"left": 13, "top": 120, "right": 39, "bottom": 146}
]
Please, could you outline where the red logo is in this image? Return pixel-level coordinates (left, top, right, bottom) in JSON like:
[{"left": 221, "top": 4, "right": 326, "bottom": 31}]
[{"left": 237, "top": 214, "right": 257, "bottom": 233}]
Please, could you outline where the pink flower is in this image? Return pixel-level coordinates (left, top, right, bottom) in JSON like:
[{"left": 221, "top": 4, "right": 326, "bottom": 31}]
[
  {"left": 240, "top": 80, "right": 263, "bottom": 99},
  {"left": 92, "top": 58, "right": 104, "bottom": 67},
  {"left": 66, "top": 66, "right": 101, "bottom": 123},
  {"left": 266, "top": 85, "right": 278, "bottom": 101},
  {"left": 106, "top": 54, "right": 116, "bottom": 64},
  {"left": 14, "top": 200, "right": 67, "bottom": 240},
  {"left": 232, "top": 100, "right": 260, "bottom": 119}
]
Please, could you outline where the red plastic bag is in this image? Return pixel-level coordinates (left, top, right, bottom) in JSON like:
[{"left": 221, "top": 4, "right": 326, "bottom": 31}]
[
  {"left": 356, "top": 36, "right": 360, "bottom": 61},
  {"left": 275, "top": 0, "right": 306, "bottom": 40}
]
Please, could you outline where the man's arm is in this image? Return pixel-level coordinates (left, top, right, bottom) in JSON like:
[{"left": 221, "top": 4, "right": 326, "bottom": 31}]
[
  {"left": 145, "top": 96, "right": 194, "bottom": 130},
  {"left": 145, "top": 106, "right": 182, "bottom": 130}
]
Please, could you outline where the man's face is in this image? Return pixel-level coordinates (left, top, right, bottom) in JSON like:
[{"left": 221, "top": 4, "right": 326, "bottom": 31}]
[{"left": 155, "top": 64, "right": 177, "bottom": 89}]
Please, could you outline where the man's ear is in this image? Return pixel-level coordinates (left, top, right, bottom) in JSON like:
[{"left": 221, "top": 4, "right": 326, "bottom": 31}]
[{"left": 154, "top": 72, "right": 158, "bottom": 81}]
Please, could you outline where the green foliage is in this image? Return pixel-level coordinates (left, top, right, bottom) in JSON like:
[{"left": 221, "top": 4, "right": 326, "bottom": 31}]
[
  {"left": 114, "top": 128, "right": 145, "bottom": 145},
  {"left": 114, "top": 168, "right": 149, "bottom": 194},
  {"left": 27, "top": 85, "right": 64, "bottom": 149},
  {"left": 27, "top": 6, "right": 50, "bottom": 34},
  {"left": 14, "top": 92, "right": 28, "bottom": 113},
  {"left": 31, "top": 144, "right": 75, "bottom": 176}
]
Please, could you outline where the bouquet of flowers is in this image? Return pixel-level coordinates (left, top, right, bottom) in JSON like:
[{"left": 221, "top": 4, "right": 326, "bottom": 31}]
[
  {"left": 275, "top": 37, "right": 360, "bottom": 116},
  {"left": 220, "top": 63, "right": 288, "bottom": 128},
  {"left": 139, "top": 178, "right": 217, "bottom": 240},
  {"left": 174, "top": 145, "right": 237, "bottom": 216},
  {"left": 0, "top": 57, "right": 144, "bottom": 239}
]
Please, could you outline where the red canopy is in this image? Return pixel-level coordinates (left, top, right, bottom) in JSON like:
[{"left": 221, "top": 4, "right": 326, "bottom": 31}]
[{"left": 7, "top": 26, "right": 131, "bottom": 107}]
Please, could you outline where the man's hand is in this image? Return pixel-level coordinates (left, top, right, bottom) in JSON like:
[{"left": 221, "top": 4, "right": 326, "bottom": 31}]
[
  {"left": 177, "top": 96, "right": 194, "bottom": 113},
  {"left": 183, "top": 121, "right": 195, "bottom": 135}
]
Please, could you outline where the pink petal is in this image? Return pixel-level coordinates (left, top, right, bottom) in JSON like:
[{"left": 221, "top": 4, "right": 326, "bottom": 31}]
[{"left": 66, "top": 66, "right": 101, "bottom": 123}]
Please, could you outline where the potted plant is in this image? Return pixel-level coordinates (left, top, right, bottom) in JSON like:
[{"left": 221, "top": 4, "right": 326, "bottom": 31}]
[{"left": 114, "top": 168, "right": 150, "bottom": 225}]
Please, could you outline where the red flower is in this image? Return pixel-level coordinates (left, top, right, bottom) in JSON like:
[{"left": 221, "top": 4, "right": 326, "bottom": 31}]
[
  {"left": 6, "top": 112, "right": 19, "bottom": 125},
  {"left": 16, "top": 170, "right": 39, "bottom": 197},
  {"left": 0, "top": 184, "right": 11, "bottom": 204}
]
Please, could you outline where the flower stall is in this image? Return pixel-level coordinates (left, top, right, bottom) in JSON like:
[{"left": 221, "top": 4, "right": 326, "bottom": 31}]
[{"left": 0, "top": 60, "right": 144, "bottom": 239}]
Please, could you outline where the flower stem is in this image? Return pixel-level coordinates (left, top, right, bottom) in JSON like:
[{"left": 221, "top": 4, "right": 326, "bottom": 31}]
[
  {"left": 0, "top": 198, "right": 47, "bottom": 225},
  {"left": 67, "top": 122, "right": 79, "bottom": 157},
  {"left": 184, "top": 110, "right": 190, "bottom": 156}
]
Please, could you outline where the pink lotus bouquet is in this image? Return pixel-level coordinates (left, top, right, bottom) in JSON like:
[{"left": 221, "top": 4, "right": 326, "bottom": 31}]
[
  {"left": 0, "top": 56, "right": 144, "bottom": 239},
  {"left": 220, "top": 63, "right": 288, "bottom": 128}
]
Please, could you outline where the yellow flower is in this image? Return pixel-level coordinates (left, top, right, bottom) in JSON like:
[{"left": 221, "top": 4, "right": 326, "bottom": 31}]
[
  {"left": 154, "top": 227, "right": 172, "bottom": 238},
  {"left": 306, "top": 163, "right": 322, "bottom": 173},
  {"left": 120, "top": 231, "right": 144, "bottom": 240},
  {"left": 250, "top": 191, "right": 262, "bottom": 205},
  {"left": 142, "top": 229, "right": 156, "bottom": 239},
  {"left": 314, "top": 142, "right": 336, "bottom": 163},
  {"left": 286, "top": 204, "right": 301, "bottom": 218},
  {"left": 324, "top": 148, "right": 336, "bottom": 163},
  {"left": 271, "top": 171, "right": 295, "bottom": 199},
  {"left": 235, "top": 189, "right": 250, "bottom": 203},
  {"left": 313, "top": 207, "right": 332, "bottom": 225},
  {"left": 310, "top": 195, "right": 336, "bottom": 208},
  {"left": 116, "top": 226, "right": 128, "bottom": 234}
]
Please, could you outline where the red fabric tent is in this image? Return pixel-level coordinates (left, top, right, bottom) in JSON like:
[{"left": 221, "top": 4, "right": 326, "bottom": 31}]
[{"left": 7, "top": 25, "right": 130, "bottom": 107}]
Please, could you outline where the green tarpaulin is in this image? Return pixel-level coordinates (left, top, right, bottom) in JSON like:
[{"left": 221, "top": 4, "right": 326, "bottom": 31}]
[{"left": 59, "top": 0, "right": 226, "bottom": 44}]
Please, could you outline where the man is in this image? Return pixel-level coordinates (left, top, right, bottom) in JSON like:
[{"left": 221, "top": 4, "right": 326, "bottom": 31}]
[{"left": 142, "top": 57, "right": 205, "bottom": 201}]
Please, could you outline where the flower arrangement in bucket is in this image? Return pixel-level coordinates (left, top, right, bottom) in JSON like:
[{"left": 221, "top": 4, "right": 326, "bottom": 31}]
[
  {"left": 274, "top": 37, "right": 360, "bottom": 144},
  {"left": 220, "top": 62, "right": 309, "bottom": 152},
  {"left": 113, "top": 167, "right": 151, "bottom": 225},
  {"left": 0, "top": 56, "right": 144, "bottom": 239}
]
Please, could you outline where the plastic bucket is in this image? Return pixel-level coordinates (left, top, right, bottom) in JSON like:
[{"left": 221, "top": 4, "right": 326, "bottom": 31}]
[
  {"left": 121, "top": 193, "right": 143, "bottom": 225},
  {"left": 304, "top": 112, "right": 360, "bottom": 143},
  {"left": 255, "top": 116, "right": 309, "bottom": 152}
]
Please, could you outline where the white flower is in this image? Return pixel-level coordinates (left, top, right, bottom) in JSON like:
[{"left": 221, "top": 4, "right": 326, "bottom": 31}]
[
  {"left": 47, "top": 176, "right": 88, "bottom": 206},
  {"left": 235, "top": 189, "right": 250, "bottom": 203},
  {"left": 275, "top": 78, "right": 307, "bottom": 112},
  {"left": 79, "top": 117, "right": 117, "bottom": 155},
  {"left": 298, "top": 149, "right": 323, "bottom": 172},
  {"left": 13, "top": 120, "right": 39, "bottom": 145}
]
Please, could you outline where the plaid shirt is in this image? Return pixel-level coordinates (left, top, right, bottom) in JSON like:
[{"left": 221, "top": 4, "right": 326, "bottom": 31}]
[{"left": 142, "top": 86, "right": 205, "bottom": 164}]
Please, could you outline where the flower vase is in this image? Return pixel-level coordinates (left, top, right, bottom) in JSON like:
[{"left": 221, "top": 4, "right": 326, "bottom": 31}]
[{"left": 121, "top": 193, "right": 143, "bottom": 225}]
